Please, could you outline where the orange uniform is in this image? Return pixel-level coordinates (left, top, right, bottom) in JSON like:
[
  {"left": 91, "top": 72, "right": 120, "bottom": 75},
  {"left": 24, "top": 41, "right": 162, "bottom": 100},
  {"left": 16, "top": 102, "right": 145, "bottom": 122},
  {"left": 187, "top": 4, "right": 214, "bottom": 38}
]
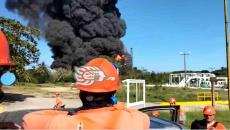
[
  {"left": 207, "top": 121, "right": 226, "bottom": 130},
  {"left": 23, "top": 102, "right": 149, "bottom": 129},
  {"left": 23, "top": 110, "right": 68, "bottom": 129},
  {"left": 55, "top": 97, "right": 62, "bottom": 108}
]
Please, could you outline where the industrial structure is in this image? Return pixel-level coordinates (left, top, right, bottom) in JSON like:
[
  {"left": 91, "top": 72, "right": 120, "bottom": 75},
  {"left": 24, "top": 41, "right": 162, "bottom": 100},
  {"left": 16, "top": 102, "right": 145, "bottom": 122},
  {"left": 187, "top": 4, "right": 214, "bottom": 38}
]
[{"left": 169, "top": 73, "right": 227, "bottom": 89}]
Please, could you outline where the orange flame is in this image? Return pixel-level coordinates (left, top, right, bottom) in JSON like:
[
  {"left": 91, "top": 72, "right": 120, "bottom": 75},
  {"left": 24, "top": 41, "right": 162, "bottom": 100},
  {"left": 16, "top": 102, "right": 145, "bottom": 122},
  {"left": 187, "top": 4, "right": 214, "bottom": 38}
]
[
  {"left": 115, "top": 54, "right": 122, "bottom": 62},
  {"left": 115, "top": 54, "right": 129, "bottom": 62}
]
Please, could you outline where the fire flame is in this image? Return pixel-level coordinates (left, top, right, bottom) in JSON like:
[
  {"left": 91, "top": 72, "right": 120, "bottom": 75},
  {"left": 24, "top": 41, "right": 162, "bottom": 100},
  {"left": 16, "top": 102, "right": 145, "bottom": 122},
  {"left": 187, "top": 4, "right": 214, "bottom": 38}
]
[{"left": 115, "top": 54, "right": 128, "bottom": 62}]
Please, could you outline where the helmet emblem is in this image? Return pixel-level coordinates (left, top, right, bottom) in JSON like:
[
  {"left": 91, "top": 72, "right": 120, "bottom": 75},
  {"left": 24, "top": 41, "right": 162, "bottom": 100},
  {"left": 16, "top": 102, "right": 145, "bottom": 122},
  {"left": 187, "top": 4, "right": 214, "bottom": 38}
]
[{"left": 75, "top": 66, "right": 106, "bottom": 86}]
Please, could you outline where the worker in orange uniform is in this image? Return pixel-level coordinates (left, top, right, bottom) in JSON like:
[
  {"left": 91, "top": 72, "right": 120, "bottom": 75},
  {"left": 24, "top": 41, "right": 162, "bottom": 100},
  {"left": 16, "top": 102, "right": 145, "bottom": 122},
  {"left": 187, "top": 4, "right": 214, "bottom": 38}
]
[
  {"left": 169, "top": 98, "right": 186, "bottom": 125},
  {"left": 191, "top": 105, "right": 226, "bottom": 130},
  {"left": 53, "top": 93, "right": 65, "bottom": 109},
  {"left": 22, "top": 58, "right": 150, "bottom": 129}
]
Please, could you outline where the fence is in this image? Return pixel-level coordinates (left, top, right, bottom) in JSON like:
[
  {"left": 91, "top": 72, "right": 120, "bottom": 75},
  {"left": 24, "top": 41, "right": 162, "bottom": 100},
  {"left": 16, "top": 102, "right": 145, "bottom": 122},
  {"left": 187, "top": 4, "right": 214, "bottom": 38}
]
[{"left": 197, "top": 92, "right": 219, "bottom": 101}]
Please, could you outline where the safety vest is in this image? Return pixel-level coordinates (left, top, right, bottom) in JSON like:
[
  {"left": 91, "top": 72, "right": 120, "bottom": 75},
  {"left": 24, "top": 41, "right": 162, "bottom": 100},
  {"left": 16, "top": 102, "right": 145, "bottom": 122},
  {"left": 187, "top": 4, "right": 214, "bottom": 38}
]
[{"left": 23, "top": 102, "right": 150, "bottom": 129}]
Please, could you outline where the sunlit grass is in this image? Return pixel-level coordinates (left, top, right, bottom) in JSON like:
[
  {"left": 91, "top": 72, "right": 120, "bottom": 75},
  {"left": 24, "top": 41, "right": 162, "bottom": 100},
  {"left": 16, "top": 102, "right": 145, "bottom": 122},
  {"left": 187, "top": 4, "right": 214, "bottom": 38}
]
[{"left": 116, "top": 85, "right": 228, "bottom": 102}]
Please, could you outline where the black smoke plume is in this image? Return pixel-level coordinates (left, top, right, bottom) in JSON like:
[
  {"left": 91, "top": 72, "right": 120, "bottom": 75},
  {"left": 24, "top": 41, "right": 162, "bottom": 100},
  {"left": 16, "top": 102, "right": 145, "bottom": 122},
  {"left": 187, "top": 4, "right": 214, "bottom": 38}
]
[{"left": 5, "top": 0, "right": 126, "bottom": 69}]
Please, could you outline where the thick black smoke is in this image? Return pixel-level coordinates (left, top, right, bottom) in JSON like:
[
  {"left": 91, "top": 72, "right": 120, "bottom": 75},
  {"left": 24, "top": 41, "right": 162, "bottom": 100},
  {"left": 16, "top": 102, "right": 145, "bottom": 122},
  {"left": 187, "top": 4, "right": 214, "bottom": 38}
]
[{"left": 5, "top": 0, "right": 126, "bottom": 69}]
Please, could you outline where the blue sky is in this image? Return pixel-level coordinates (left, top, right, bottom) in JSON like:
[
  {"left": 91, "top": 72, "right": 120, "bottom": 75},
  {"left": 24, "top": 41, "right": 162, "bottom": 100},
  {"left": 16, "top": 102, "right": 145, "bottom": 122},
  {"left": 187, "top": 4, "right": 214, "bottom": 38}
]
[{"left": 0, "top": 0, "right": 228, "bottom": 72}]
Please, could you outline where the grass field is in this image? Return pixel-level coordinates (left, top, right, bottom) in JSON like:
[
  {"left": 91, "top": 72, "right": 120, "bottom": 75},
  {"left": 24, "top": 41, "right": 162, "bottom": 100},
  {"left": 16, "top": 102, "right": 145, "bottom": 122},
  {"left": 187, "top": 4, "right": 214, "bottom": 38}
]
[
  {"left": 3, "top": 82, "right": 229, "bottom": 105},
  {"left": 116, "top": 85, "right": 228, "bottom": 102},
  {"left": 3, "top": 82, "right": 228, "bottom": 103}
]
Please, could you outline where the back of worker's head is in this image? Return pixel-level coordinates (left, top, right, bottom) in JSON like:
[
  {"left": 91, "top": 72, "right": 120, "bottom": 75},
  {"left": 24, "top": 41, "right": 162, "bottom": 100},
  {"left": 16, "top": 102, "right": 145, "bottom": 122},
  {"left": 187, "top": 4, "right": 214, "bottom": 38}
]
[
  {"left": 75, "top": 58, "right": 120, "bottom": 92},
  {"left": 203, "top": 105, "right": 216, "bottom": 115},
  {"left": 169, "top": 98, "right": 176, "bottom": 105},
  {"left": 75, "top": 58, "right": 120, "bottom": 108}
]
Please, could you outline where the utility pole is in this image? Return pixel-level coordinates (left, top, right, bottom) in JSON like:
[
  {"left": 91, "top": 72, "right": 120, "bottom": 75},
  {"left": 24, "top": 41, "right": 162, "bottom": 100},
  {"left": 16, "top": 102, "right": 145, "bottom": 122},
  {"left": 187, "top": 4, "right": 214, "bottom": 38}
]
[
  {"left": 210, "top": 77, "right": 216, "bottom": 107},
  {"left": 224, "top": 0, "right": 230, "bottom": 110},
  {"left": 130, "top": 48, "right": 133, "bottom": 68},
  {"left": 180, "top": 51, "right": 190, "bottom": 87},
  {"left": 130, "top": 48, "right": 134, "bottom": 78}
]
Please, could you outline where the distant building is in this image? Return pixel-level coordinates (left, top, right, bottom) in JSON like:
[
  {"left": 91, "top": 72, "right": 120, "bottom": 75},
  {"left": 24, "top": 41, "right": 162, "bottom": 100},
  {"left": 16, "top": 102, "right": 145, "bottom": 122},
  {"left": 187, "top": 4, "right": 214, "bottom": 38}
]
[{"left": 169, "top": 73, "right": 227, "bottom": 88}]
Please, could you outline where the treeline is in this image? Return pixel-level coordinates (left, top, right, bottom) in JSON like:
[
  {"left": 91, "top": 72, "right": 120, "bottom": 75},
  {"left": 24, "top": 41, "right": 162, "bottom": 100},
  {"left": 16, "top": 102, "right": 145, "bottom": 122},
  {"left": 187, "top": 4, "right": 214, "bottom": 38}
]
[
  {"left": 120, "top": 67, "right": 169, "bottom": 84},
  {"left": 19, "top": 62, "right": 227, "bottom": 84},
  {"left": 18, "top": 62, "right": 74, "bottom": 84},
  {"left": 18, "top": 63, "right": 170, "bottom": 84},
  {"left": 213, "top": 67, "right": 227, "bottom": 77}
]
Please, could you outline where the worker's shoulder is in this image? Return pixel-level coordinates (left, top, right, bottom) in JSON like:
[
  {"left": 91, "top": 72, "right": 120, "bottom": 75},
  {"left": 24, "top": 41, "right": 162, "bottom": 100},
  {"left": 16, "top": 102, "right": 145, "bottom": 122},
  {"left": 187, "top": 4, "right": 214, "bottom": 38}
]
[
  {"left": 191, "top": 119, "right": 205, "bottom": 123},
  {"left": 123, "top": 108, "right": 149, "bottom": 120},
  {"left": 122, "top": 108, "right": 150, "bottom": 128},
  {"left": 23, "top": 110, "right": 68, "bottom": 119},
  {"left": 113, "top": 102, "right": 148, "bottom": 117},
  {"left": 215, "top": 121, "right": 226, "bottom": 129},
  {"left": 22, "top": 110, "right": 67, "bottom": 129},
  {"left": 191, "top": 119, "right": 206, "bottom": 126}
]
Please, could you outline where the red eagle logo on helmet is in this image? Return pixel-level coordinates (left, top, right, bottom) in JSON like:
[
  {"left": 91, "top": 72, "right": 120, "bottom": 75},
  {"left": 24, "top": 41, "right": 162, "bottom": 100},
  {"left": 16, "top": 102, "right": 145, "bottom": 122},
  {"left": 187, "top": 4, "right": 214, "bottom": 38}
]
[{"left": 75, "top": 66, "right": 106, "bottom": 86}]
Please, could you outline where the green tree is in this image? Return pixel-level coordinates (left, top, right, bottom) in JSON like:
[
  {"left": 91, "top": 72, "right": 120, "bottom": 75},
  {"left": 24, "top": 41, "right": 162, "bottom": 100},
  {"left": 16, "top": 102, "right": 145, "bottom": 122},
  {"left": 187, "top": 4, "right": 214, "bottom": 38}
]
[
  {"left": 213, "top": 67, "right": 227, "bottom": 77},
  {"left": 50, "top": 68, "right": 74, "bottom": 83},
  {"left": 33, "top": 62, "right": 50, "bottom": 83},
  {"left": 0, "top": 17, "right": 40, "bottom": 81}
]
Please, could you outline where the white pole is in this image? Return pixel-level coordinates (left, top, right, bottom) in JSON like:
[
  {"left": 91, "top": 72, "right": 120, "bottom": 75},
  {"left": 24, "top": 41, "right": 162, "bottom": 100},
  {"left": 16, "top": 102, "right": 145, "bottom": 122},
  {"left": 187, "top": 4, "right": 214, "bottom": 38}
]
[
  {"left": 143, "top": 80, "right": 146, "bottom": 107},
  {"left": 127, "top": 81, "right": 130, "bottom": 107},
  {"left": 136, "top": 82, "right": 138, "bottom": 102}
]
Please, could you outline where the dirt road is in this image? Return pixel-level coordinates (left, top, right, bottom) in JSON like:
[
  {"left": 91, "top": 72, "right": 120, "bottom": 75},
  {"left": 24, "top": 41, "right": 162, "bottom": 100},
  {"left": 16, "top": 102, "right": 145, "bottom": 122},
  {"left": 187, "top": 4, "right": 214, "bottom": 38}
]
[
  {"left": 2, "top": 97, "right": 82, "bottom": 112},
  {"left": 0, "top": 86, "right": 82, "bottom": 111},
  {"left": 0, "top": 86, "right": 82, "bottom": 125}
]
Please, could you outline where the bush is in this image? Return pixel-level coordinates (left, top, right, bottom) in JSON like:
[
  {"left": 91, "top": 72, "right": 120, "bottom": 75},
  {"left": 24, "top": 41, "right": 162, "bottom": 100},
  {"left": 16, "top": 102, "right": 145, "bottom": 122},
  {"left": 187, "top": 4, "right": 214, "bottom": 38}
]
[{"left": 50, "top": 68, "right": 74, "bottom": 83}]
